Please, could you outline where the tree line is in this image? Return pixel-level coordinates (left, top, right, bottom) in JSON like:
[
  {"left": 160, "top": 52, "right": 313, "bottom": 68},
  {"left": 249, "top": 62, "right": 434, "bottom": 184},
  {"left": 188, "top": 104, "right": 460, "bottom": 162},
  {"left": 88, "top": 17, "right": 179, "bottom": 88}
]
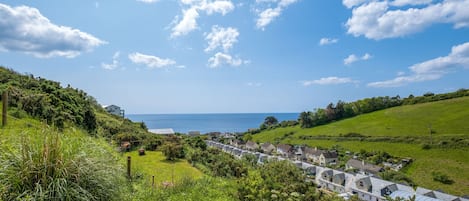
[{"left": 299, "top": 89, "right": 469, "bottom": 128}]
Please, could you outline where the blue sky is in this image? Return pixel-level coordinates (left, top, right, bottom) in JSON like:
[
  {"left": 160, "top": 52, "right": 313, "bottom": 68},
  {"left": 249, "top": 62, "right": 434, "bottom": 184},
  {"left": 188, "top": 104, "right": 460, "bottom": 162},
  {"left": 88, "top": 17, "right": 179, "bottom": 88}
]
[{"left": 1, "top": 0, "right": 469, "bottom": 114}]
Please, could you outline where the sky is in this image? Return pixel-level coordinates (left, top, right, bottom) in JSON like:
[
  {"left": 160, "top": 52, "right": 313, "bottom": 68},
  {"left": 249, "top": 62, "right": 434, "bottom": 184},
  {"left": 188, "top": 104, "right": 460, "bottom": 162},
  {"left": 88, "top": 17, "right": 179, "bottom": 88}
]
[{"left": 0, "top": 0, "right": 469, "bottom": 114}]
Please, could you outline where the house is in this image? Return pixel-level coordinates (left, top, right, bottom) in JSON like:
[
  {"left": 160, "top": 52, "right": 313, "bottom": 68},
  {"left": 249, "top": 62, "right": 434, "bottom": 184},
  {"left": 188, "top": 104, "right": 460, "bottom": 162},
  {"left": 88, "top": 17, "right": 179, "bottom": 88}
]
[
  {"left": 276, "top": 144, "right": 293, "bottom": 158},
  {"left": 231, "top": 139, "right": 245, "bottom": 148},
  {"left": 245, "top": 141, "right": 259, "bottom": 151},
  {"left": 104, "top": 105, "right": 124, "bottom": 117},
  {"left": 149, "top": 128, "right": 175, "bottom": 135},
  {"left": 188, "top": 131, "right": 200, "bottom": 136},
  {"left": 321, "top": 169, "right": 333, "bottom": 182},
  {"left": 332, "top": 173, "right": 346, "bottom": 186},
  {"left": 260, "top": 142, "right": 276, "bottom": 154},
  {"left": 304, "top": 147, "right": 325, "bottom": 164},
  {"left": 319, "top": 151, "right": 338, "bottom": 166},
  {"left": 293, "top": 145, "right": 307, "bottom": 161},
  {"left": 346, "top": 159, "right": 384, "bottom": 176}
]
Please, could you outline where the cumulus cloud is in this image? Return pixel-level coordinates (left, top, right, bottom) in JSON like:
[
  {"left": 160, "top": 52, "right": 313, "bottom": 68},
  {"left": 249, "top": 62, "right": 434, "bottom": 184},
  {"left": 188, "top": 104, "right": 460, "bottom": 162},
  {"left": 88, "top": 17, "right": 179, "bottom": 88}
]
[
  {"left": 390, "top": 0, "right": 433, "bottom": 6},
  {"left": 344, "top": 53, "right": 371, "bottom": 65},
  {"left": 368, "top": 42, "right": 469, "bottom": 87},
  {"left": 0, "top": 3, "right": 105, "bottom": 58},
  {"left": 208, "top": 52, "right": 248, "bottom": 68},
  {"left": 171, "top": 0, "right": 234, "bottom": 37},
  {"left": 302, "top": 77, "right": 357, "bottom": 86},
  {"left": 342, "top": 0, "right": 368, "bottom": 9},
  {"left": 101, "top": 51, "right": 120, "bottom": 70},
  {"left": 344, "top": 0, "right": 469, "bottom": 40},
  {"left": 255, "top": 0, "right": 298, "bottom": 30},
  {"left": 319, "top": 38, "right": 339, "bottom": 46},
  {"left": 205, "top": 26, "right": 239, "bottom": 52},
  {"left": 128, "top": 52, "right": 176, "bottom": 68}
]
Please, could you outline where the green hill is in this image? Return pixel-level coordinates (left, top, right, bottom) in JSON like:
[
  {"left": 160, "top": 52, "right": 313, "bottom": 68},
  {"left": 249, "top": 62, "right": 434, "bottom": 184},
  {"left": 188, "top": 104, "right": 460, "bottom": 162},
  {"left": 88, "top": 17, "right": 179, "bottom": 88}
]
[{"left": 253, "top": 97, "right": 469, "bottom": 195}]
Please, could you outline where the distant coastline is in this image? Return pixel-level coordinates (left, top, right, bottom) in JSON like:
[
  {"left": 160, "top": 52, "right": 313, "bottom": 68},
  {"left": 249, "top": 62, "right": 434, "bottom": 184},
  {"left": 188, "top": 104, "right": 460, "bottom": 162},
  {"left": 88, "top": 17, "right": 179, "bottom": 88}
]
[{"left": 127, "top": 113, "right": 299, "bottom": 134}]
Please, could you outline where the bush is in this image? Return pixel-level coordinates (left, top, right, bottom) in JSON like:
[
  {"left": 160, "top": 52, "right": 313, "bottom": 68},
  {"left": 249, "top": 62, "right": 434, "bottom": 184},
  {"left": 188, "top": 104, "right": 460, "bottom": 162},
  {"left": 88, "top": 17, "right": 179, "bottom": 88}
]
[
  {"left": 0, "top": 129, "right": 125, "bottom": 200},
  {"left": 432, "top": 171, "right": 454, "bottom": 184}
]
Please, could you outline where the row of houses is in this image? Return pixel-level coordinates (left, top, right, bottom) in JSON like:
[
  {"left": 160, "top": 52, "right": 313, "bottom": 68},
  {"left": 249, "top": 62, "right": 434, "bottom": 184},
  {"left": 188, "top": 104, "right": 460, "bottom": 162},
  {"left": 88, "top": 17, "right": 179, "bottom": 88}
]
[
  {"left": 206, "top": 141, "right": 468, "bottom": 201},
  {"left": 228, "top": 139, "right": 339, "bottom": 166}
]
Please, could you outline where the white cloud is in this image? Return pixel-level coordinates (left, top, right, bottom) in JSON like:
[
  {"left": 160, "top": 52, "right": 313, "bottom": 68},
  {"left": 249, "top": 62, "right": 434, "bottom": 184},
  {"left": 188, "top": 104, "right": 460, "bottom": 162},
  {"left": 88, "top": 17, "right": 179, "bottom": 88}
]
[
  {"left": 171, "top": 0, "right": 234, "bottom": 37},
  {"left": 368, "top": 42, "right": 469, "bottom": 87},
  {"left": 205, "top": 26, "right": 239, "bottom": 52},
  {"left": 208, "top": 52, "right": 248, "bottom": 68},
  {"left": 344, "top": 53, "right": 371, "bottom": 65},
  {"left": 255, "top": 0, "right": 298, "bottom": 30},
  {"left": 319, "top": 38, "right": 339, "bottom": 46},
  {"left": 303, "top": 77, "right": 357, "bottom": 86},
  {"left": 136, "top": 0, "right": 159, "bottom": 3},
  {"left": 345, "top": 0, "right": 469, "bottom": 40},
  {"left": 342, "top": 0, "right": 368, "bottom": 9},
  {"left": 344, "top": 54, "right": 359, "bottom": 65},
  {"left": 0, "top": 3, "right": 105, "bottom": 58},
  {"left": 101, "top": 51, "right": 120, "bottom": 70},
  {"left": 390, "top": 0, "right": 433, "bottom": 7},
  {"left": 128, "top": 52, "right": 176, "bottom": 68},
  {"left": 362, "top": 53, "right": 371, "bottom": 60}
]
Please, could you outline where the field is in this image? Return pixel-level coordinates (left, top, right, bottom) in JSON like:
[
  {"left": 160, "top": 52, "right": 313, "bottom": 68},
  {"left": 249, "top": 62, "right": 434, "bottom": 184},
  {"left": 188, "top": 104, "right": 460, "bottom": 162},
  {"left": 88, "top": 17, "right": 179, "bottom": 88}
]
[
  {"left": 122, "top": 151, "right": 203, "bottom": 186},
  {"left": 252, "top": 97, "right": 469, "bottom": 195}
]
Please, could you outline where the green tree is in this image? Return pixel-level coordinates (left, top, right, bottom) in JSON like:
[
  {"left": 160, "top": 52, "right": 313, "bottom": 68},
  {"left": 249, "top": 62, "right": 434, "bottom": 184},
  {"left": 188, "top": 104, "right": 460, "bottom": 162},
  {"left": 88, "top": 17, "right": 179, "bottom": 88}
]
[
  {"left": 162, "top": 142, "right": 185, "bottom": 161},
  {"left": 264, "top": 116, "right": 279, "bottom": 126}
]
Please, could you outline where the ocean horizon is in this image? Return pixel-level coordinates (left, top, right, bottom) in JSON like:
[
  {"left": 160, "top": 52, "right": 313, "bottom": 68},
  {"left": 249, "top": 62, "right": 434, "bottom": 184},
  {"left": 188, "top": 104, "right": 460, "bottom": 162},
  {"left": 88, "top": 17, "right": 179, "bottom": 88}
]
[{"left": 127, "top": 113, "right": 299, "bottom": 134}]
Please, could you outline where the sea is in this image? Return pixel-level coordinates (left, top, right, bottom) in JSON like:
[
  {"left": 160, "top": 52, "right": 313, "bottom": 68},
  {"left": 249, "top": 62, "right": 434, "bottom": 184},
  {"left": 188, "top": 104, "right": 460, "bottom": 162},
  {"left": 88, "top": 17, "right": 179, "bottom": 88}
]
[{"left": 127, "top": 113, "right": 299, "bottom": 134}]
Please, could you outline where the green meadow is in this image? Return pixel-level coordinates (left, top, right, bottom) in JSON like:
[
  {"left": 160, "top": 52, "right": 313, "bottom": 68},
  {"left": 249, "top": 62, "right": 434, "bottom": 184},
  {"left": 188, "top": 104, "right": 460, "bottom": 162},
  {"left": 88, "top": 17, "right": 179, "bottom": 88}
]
[
  {"left": 253, "top": 97, "right": 469, "bottom": 195},
  {"left": 123, "top": 151, "right": 203, "bottom": 186}
]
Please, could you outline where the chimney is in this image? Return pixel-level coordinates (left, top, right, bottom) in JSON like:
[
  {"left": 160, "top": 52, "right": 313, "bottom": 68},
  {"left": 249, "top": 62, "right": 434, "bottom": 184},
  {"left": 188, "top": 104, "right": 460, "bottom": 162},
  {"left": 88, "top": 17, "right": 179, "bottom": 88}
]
[{"left": 362, "top": 160, "right": 365, "bottom": 166}]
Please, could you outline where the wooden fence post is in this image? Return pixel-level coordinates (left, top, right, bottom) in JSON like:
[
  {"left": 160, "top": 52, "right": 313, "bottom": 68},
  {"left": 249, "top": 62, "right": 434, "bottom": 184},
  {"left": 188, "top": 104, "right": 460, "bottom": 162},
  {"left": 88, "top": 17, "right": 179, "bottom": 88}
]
[
  {"left": 127, "top": 156, "right": 131, "bottom": 179},
  {"left": 2, "top": 91, "right": 7, "bottom": 127},
  {"left": 152, "top": 175, "right": 155, "bottom": 188}
]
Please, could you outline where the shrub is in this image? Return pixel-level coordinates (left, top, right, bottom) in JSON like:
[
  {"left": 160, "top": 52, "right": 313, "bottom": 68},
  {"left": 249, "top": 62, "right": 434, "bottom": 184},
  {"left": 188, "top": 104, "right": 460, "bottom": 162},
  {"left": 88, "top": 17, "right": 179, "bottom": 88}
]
[
  {"left": 432, "top": 171, "right": 454, "bottom": 185},
  {"left": 0, "top": 129, "right": 125, "bottom": 200}
]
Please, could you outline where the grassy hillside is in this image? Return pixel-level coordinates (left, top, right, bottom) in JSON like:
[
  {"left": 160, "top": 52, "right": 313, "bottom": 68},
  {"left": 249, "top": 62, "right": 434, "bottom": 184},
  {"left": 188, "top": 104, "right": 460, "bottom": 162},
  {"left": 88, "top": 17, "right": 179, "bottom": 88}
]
[
  {"left": 255, "top": 96, "right": 469, "bottom": 140},
  {"left": 253, "top": 97, "right": 469, "bottom": 196}
]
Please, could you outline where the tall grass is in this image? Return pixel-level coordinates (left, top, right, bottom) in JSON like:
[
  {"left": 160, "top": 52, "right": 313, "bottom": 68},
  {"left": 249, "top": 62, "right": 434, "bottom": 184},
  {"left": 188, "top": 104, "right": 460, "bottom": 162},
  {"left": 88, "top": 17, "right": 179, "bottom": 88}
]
[{"left": 0, "top": 128, "right": 125, "bottom": 200}]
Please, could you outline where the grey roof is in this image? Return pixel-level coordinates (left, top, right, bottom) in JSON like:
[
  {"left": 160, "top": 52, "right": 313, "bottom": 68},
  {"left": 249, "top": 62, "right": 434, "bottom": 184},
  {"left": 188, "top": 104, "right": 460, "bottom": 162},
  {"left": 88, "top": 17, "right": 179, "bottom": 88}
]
[
  {"left": 346, "top": 159, "right": 383, "bottom": 174},
  {"left": 322, "top": 151, "right": 338, "bottom": 158},
  {"left": 390, "top": 190, "right": 441, "bottom": 201},
  {"left": 277, "top": 144, "right": 292, "bottom": 152}
]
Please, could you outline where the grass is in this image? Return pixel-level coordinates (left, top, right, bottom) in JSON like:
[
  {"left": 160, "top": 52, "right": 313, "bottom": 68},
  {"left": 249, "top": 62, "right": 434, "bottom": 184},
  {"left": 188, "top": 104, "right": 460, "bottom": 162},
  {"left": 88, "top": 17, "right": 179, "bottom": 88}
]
[
  {"left": 254, "top": 96, "right": 469, "bottom": 141},
  {"left": 122, "top": 151, "right": 203, "bottom": 186},
  {"left": 252, "top": 97, "right": 469, "bottom": 196},
  {"left": 0, "top": 116, "right": 125, "bottom": 200}
]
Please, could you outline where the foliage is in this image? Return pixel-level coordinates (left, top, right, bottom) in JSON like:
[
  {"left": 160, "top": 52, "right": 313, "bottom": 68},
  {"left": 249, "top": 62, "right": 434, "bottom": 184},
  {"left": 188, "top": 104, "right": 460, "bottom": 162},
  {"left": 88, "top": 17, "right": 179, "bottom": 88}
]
[
  {"left": 125, "top": 176, "right": 237, "bottom": 201},
  {"left": 299, "top": 89, "right": 469, "bottom": 128},
  {"left": 238, "top": 160, "right": 318, "bottom": 201},
  {"left": 264, "top": 116, "right": 279, "bottom": 126},
  {"left": 432, "top": 171, "right": 454, "bottom": 185},
  {"left": 0, "top": 129, "right": 125, "bottom": 201},
  {"left": 162, "top": 142, "right": 185, "bottom": 161},
  {"left": 379, "top": 170, "right": 414, "bottom": 186},
  {"left": 187, "top": 147, "right": 247, "bottom": 178}
]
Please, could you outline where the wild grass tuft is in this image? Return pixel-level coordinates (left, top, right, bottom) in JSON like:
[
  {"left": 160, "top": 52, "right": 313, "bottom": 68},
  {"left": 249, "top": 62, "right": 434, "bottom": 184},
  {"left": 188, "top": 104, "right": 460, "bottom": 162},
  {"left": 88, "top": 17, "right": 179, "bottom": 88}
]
[{"left": 0, "top": 129, "right": 125, "bottom": 200}]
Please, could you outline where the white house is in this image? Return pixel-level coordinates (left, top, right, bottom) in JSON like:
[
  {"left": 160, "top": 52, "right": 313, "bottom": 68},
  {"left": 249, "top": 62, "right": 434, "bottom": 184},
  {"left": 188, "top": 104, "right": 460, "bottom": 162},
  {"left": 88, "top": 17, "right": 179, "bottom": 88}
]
[{"left": 103, "top": 105, "right": 124, "bottom": 117}]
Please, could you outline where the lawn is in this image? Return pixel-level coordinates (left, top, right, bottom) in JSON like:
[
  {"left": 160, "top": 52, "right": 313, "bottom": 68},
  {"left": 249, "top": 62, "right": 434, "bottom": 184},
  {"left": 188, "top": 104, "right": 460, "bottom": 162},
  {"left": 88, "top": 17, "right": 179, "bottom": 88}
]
[
  {"left": 122, "top": 151, "right": 203, "bottom": 186},
  {"left": 253, "top": 96, "right": 469, "bottom": 141}
]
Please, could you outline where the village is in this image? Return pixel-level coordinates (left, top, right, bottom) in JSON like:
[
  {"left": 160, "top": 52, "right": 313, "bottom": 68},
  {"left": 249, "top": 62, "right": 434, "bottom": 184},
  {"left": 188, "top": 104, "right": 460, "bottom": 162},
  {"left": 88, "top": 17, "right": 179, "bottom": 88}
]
[{"left": 206, "top": 133, "right": 468, "bottom": 201}]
